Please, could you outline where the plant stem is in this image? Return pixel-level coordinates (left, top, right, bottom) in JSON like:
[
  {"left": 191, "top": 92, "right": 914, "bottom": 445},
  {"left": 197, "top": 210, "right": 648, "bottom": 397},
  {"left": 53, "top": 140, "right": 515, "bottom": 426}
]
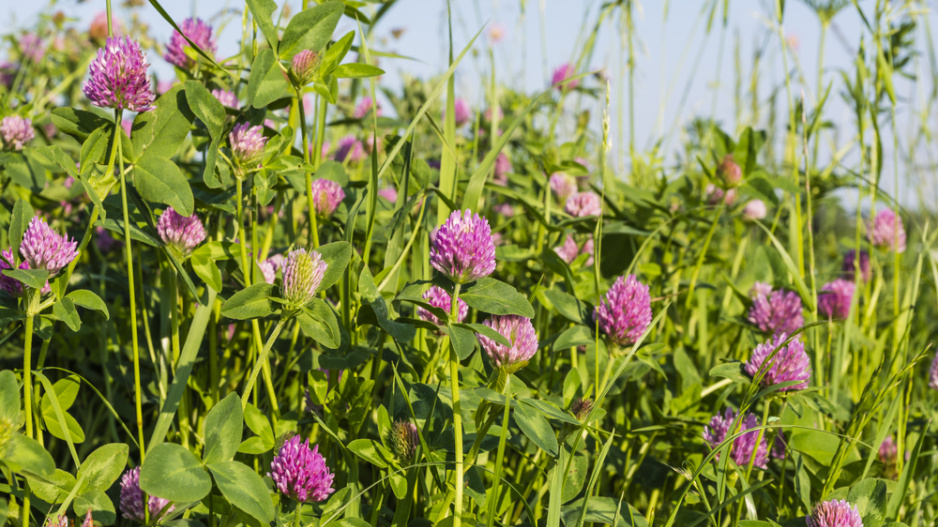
[
  {"left": 448, "top": 282, "right": 464, "bottom": 526},
  {"left": 485, "top": 373, "right": 512, "bottom": 527},
  {"left": 241, "top": 319, "right": 287, "bottom": 411},
  {"left": 23, "top": 289, "right": 37, "bottom": 439}
]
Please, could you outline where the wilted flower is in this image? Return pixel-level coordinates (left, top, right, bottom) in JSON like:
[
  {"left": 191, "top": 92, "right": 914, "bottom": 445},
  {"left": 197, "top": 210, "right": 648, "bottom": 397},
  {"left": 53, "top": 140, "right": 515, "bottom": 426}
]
[
  {"left": 389, "top": 421, "right": 420, "bottom": 462},
  {"left": 417, "top": 285, "right": 468, "bottom": 327},
  {"left": 493, "top": 152, "right": 512, "bottom": 185},
  {"left": 748, "top": 287, "right": 804, "bottom": 335},
  {"left": 552, "top": 63, "right": 579, "bottom": 91},
  {"left": 703, "top": 408, "right": 770, "bottom": 469},
  {"left": 211, "top": 89, "right": 238, "bottom": 108},
  {"left": 378, "top": 186, "right": 398, "bottom": 203},
  {"left": 268, "top": 436, "right": 335, "bottom": 503},
  {"left": 806, "top": 499, "right": 863, "bottom": 527},
  {"left": 743, "top": 199, "right": 766, "bottom": 221},
  {"left": 594, "top": 274, "right": 653, "bottom": 347},
  {"left": 842, "top": 250, "right": 871, "bottom": 282},
  {"left": 868, "top": 209, "right": 906, "bottom": 253},
  {"left": 429, "top": 209, "right": 497, "bottom": 283},
  {"left": 353, "top": 96, "right": 381, "bottom": 119},
  {"left": 229, "top": 122, "right": 267, "bottom": 168},
  {"left": 744, "top": 333, "right": 811, "bottom": 392},
  {"left": 291, "top": 49, "right": 320, "bottom": 85},
  {"left": 550, "top": 173, "right": 577, "bottom": 203},
  {"left": 1, "top": 116, "right": 35, "bottom": 150},
  {"left": 717, "top": 154, "right": 742, "bottom": 187},
  {"left": 333, "top": 135, "right": 364, "bottom": 164},
  {"left": 565, "top": 191, "right": 602, "bottom": 217},
  {"left": 281, "top": 249, "right": 327, "bottom": 308},
  {"left": 165, "top": 18, "right": 216, "bottom": 70},
  {"left": 310, "top": 178, "right": 345, "bottom": 217},
  {"left": 570, "top": 398, "right": 593, "bottom": 420},
  {"left": 478, "top": 314, "right": 538, "bottom": 371},
  {"left": 20, "top": 217, "right": 79, "bottom": 277},
  {"left": 446, "top": 98, "right": 471, "bottom": 127},
  {"left": 83, "top": 36, "right": 155, "bottom": 112},
  {"left": 120, "top": 466, "right": 174, "bottom": 522},
  {"left": 818, "top": 279, "right": 855, "bottom": 320},
  {"left": 157, "top": 207, "right": 205, "bottom": 258},
  {"left": 0, "top": 249, "right": 28, "bottom": 296}
]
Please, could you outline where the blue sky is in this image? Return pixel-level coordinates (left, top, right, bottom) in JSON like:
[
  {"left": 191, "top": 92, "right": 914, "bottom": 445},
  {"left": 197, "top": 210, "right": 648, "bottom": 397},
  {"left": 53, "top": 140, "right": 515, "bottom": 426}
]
[{"left": 7, "top": 1, "right": 936, "bottom": 208}]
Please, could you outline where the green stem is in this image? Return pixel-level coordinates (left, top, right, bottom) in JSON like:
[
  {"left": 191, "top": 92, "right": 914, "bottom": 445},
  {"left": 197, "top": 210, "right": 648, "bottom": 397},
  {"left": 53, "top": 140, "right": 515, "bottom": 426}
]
[
  {"left": 23, "top": 290, "right": 37, "bottom": 439},
  {"left": 485, "top": 373, "right": 512, "bottom": 527},
  {"left": 241, "top": 319, "right": 287, "bottom": 411},
  {"left": 169, "top": 269, "right": 189, "bottom": 447},
  {"left": 117, "top": 109, "right": 146, "bottom": 460},
  {"left": 448, "top": 282, "right": 464, "bottom": 526}
]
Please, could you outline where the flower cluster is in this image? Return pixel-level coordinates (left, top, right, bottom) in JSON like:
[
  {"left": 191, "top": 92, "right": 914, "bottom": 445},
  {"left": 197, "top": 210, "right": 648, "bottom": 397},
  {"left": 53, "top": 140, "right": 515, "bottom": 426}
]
[
  {"left": 565, "top": 191, "right": 602, "bottom": 217},
  {"left": 806, "top": 499, "right": 863, "bottom": 527},
  {"left": 594, "top": 274, "right": 653, "bottom": 346},
  {"left": 744, "top": 334, "right": 811, "bottom": 392},
  {"left": 165, "top": 18, "right": 217, "bottom": 70},
  {"left": 702, "top": 408, "right": 770, "bottom": 469},
  {"left": 747, "top": 286, "right": 804, "bottom": 335},
  {"left": 552, "top": 63, "right": 579, "bottom": 91},
  {"left": 478, "top": 314, "right": 538, "bottom": 371},
  {"left": 429, "top": 209, "right": 497, "bottom": 283},
  {"left": 44, "top": 509, "right": 93, "bottom": 527},
  {"left": 20, "top": 217, "right": 79, "bottom": 276},
  {"left": 1, "top": 116, "right": 35, "bottom": 150},
  {"left": 493, "top": 153, "right": 512, "bottom": 185},
  {"left": 818, "top": 279, "right": 855, "bottom": 320},
  {"left": 554, "top": 234, "right": 594, "bottom": 267},
  {"left": 353, "top": 96, "right": 381, "bottom": 119},
  {"left": 310, "top": 178, "right": 345, "bottom": 217},
  {"left": 119, "top": 466, "right": 174, "bottom": 522},
  {"left": 743, "top": 199, "right": 767, "bottom": 221},
  {"left": 212, "top": 89, "right": 238, "bottom": 108},
  {"left": 868, "top": 209, "right": 906, "bottom": 253},
  {"left": 333, "top": 135, "right": 365, "bottom": 164},
  {"left": 448, "top": 98, "right": 471, "bottom": 127},
  {"left": 716, "top": 154, "right": 742, "bottom": 186},
  {"left": 269, "top": 436, "right": 335, "bottom": 502},
  {"left": 0, "top": 249, "right": 29, "bottom": 296},
  {"left": 83, "top": 36, "right": 154, "bottom": 112},
  {"left": 229, "top": 122, "right": 267, "bottom": 168},
  {"left": 842, "top": 250, "right": 871, "bottom": 282},
  {"left": 157, "top": 207, "right": 206, "bottom": 258},
  {"left": 550, "top": 173, "right": 577, "bottom": 203},
  {"left": 417, "top": 285, "right": 468, "bottom": 326},
  {"left": 281, "top": 249, "right": 327, "bottom": 308}
]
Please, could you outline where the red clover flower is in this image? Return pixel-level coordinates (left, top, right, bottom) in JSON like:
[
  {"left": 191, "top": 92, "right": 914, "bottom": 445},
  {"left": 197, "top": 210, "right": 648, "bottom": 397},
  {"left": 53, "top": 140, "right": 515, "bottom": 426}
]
[
  {"left": 268, "top": 436, "right": 335, "bottom": 503},
  {"left": 310, "top": 178, "right": 345, "bottom": 217},
  {"left": 594, "top": 274, "right": 653, "bottom": 347},
  {"left": 429, "top": 209, "right": 497, "bottom": 284},
  {"left": 165, "top": 18, "right": 216, "bottom": 70},
  {"left": 744, "top": 333, "right": 811, "bottom": 392},
  {"left": 478, "top": 314, "right": 538, "bottom": 371},
  {"left": 20, "top": 217, "right": 79, "bottom": 277},
  {"left": 281, "top": 249, "right": 327, "bottom": 308},
  {"left": 157, "top": 207, "right": 206, "bottom": 258},
  {"left": 119, "top": 467, "right": 174, "bottom": 522},
  {"left": 1, "top": 116, "right": 35, "bottom": 150},
  {"left": 83, "top": 36, "right": 154, "bottom": 113},
  {"left": 703, "top": 408, "right": 770, "bottom": 469},
  {"left": 806, "top": 499, "right": 863, "bottom": 527},
  {"left": 818, "top": 279, "right": 855, "bottom": 320}
]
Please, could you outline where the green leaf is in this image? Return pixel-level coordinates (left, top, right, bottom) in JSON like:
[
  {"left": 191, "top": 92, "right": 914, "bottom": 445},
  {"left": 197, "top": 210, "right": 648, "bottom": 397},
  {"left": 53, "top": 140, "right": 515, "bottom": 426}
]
[
  {"left": 40, "top": 375, "right": 81, "bottom": 413},
  {"left": 543, "top": 289, "right": 590, "bottom": 324},
  {"left": 347, "top": 439, "right": 394, "bottom": 469},
  {"left": 554, "top": 325, "right": 594, "bottom": 350},
  {"left": 0, "top": 370, "right": 18, "bottom": 422},
  {"left": 184, "top": 81, "right": 226, "bottom": 139},
  {"left": 73, "top": 489, "right": 116, "bottom": 526},
  {"left": 66, "top": 290, "right": 110, "bottom": 320},
  {"left": 460, "top": 277, "right": 535, "bottom": 317},
  {"left": 279, "top": 2, "right": 343, "bottom": 60},
  {"left": 244, "top": 0, "right": 278, "bottom": 54},
  {"left": 134, "top": 153, "right": 195, "bottom": 216},
  {"left": 190, "top": 251, "right": 222, "bottom": 292},
  {"left": 246, "top": 48, "right": 291, "bottom": 109},
  {"left": 320, "top": 31, "right": 354, "bottom": 75},
  {"left": 297, "top": 299, "right": 341, "bottom": 348},
  {"left": 42, "top": 407, "right": 85, "bottom": 444},
  {"left": 139, "top": 443, "right": 211, "bottom": 503},
  {"left": 50, "top": 108, "right": 109, "bottom": 141},
  {"left": 317, "top": 241, "right": 353, "bottom": 291},
  {"left": 456, "top": 322, "right": 510, "bottom": 347},
  {"left": 28, "top": 469, "right": 75, "bottom": 504},
  {"left": 547, "top": 451, "right": 588, "bottom": 504},
  {"left": 206, "top": 461, "right": 275, "bottom": 523},
  {"left": 132, "top": 86, "right": 193, "bottom": 161},
  {"left": 52, "top": 297, "right": 82, "bottom": 332},
  {"left": 561, "top": 497, "right": 647, "bottom": 527},
  {"left": 847, "top": 478, "right": 887, "bottom": 527},
  {"left": 3, "top": 434, "right": 55, "bottom": 477},
  {"left": 221, "top": 283, "right": 276, "bottom": 320},
  {"left": 9, "top": 199, "right": 34, "bottom": 256},
  {"left": 708, "top": 362, "right": 750, "bottom": 384},
  {"left": 76, "top": 443, "right": 128, "bottom": 494},
  {"left": 445, "top": 323, "right": 477, "bottom": 360},
  {"left": 202, "top": 393, "right": 244, "bottom": 464},
  {"left": 514, "top": 402, "right": 558, "bottom": 456},
  {"left": 3, "top": 269, "right": 49, "bottom": 290},
  {"left": 332, "top": 63, "right": 385, "bottom": 78}
]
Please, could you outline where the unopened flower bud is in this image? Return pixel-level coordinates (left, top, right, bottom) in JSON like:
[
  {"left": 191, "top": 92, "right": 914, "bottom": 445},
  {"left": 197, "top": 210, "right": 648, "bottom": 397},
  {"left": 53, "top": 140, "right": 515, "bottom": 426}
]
[{"left": 291, "top": 49, "right": 320, "bottom": 86}]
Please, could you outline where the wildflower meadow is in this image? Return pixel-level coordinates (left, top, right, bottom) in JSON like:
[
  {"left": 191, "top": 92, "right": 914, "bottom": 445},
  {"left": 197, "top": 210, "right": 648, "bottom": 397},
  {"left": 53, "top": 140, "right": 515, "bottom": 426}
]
[{"left": 1, "top": 1, "right": 938, "bottom": 526}]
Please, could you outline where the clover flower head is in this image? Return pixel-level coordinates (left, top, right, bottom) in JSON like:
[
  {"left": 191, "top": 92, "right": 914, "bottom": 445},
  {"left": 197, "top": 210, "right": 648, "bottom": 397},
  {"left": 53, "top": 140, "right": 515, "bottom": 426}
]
[
  {"left": 211, "top": 89, "right": 238, "bottom": 108},
  {"left": 868, "top": 209, "right": 906, "bottom": 253},
  {"left": 165, "top": 18, "right": 216, "bottom": 70},
  {"left": 89, "top": 12, "right": 120, "bottom": 41},
  {"left": 20, "top": 33, "right": 44, "bottom": 62},
  {"left": 119, "top": 467, "right": 174, "bottom": 522},
  {"left": 229, "top": 122, "right": 267, "bottom": 168},
  {"left": 310, "top": 178, "right": 345, "bottom": 217},
  {"left": 291, "top": 49, "right": 321, "bottom": 85},
  {"left": 703, "top": 408, "right": 770, "bottom": 469},
  {"left": 747, "top": 288, "right": 804, "bottom": 335},
  {"left": 493, "top": 153, "right": 512, "bottom": 185},
  {"left": 929, "top": 350, "right": 938, "bottom": 390},
  {"left": 594, "top": 274, "right": 653, "bottom": 346},
  {"left": 818, "top": 279, "right": 855, "bottom": 320},
  {"left": 565, "top": 191, "right": 602, "bottom": 217},
  {"left": 552, "top": 63, "right": 579, "bottom": 90},
  {"left": 448, "top": 98, "right": 472, "bottom": 127},
  {"left": 1, "top": 116, "right": 35, "bottom": 150},
  {"left": 157, "top": 207, "right": 205, "bottom": 257},
  {"left": 20, "top": 217, "right": 79, "bottom": 277},
  {"left": 806, "top": 499, "right": 863, "bottom": 527},
  {"left": 744, "top": 333, "right": 811, "bottom": 392},
  {"left": 83, "top": 36, "right": 154, "bottom": 112},
  {"left": 743, "top": 199, "right": 766, "bottom": 221},
  {"left": 389, "top": 421, "right": 420, "bottom": 462},
  {"left": 842, "top": 250, "right": 871, "bottom": 282},
  {"left": 378, "top": 186, "right": 398, "bottom": 203},
  {"left": 750, "top": 281, "right": 773, "bottom": 299},
  {"left": 717, "top": 154, "right": 742, "bottom": 186},
  {"left": 259, "top": 259, "right": 276, "bottom": 285},
  {"left": 0, "top": 248, "right": 28, "bottom": 297},
  {"left": 550, "top": 173, "right": 577, "bottom": 203},
  {"left": 353, "top": 96, "right": 381, "bottom": 119},
  {"left": 570, "top": 398, "right": 593, "bottom": 420},
  {"left": 429, "top": 209, "right": 497, "bottom": 283},
  {"left": 281, "top": 249, "right": 327, "bottom": 308},
  {"left": 879, "top": 436, "right": 898, "bottom": 466},
  {"left": 268, "top": 436, "right": 335, "bottom": 503},
  {"left": 417, "top": 285, "right": 468, "bottom": 327},
  {"left": 478, "top": 314, "right": 538, "bottom": 371},
  {"left": 333, "top": 135, "right": 364, "bottom": 164}
]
